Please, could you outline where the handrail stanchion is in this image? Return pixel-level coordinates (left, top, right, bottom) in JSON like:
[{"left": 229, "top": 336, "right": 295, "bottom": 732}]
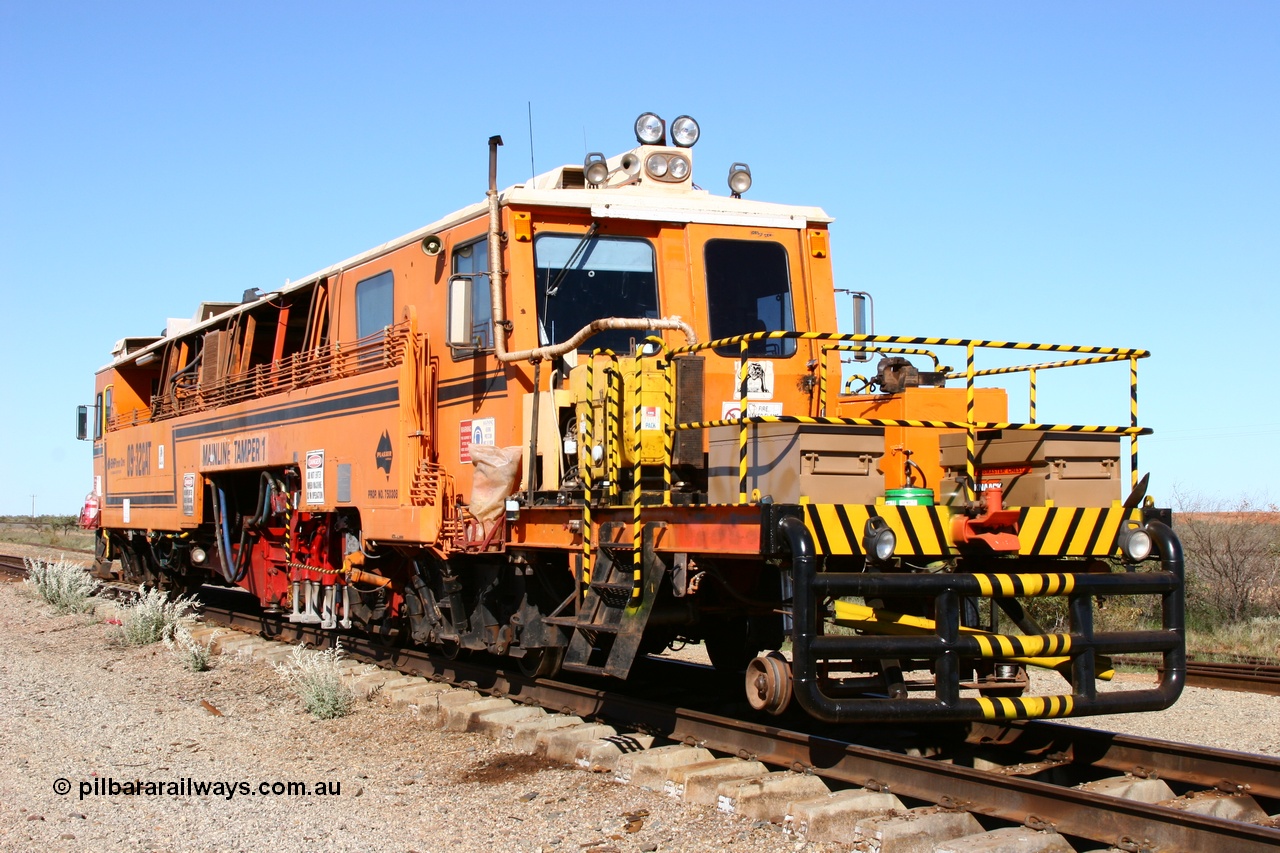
[
  {"left": 1130, "top": 355, "right": 1140, "bottom": 490},
  {"left": 965, "top": 341, "right": 977, "bottom": 502},
  {"left": 738, "top": 337, "right": 750, "bottom": 504},
  {"left": 1029, "top": 367, "right": 1037, "bottom": 424}
]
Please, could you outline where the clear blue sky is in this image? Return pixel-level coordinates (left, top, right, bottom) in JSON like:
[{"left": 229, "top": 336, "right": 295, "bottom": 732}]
[{"left": 2, "top": 1, "right": 1276, "bottom": 515}]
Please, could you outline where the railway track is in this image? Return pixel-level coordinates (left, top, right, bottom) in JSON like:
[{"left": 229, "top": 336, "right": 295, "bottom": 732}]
[
  {"left": 6, "top": 550, "right": 1280, "bottom": 851},
  {"left": 1175, "top": 659, "right": 1280, "bottom": 697},
  {"left": 1114, "top": 654, "right": 1280, "bottom": 697}
]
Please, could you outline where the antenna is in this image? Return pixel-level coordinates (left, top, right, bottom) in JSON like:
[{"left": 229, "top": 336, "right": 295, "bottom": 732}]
[{"left": 527, "top": 101, "right": 536, "bottom": 178}]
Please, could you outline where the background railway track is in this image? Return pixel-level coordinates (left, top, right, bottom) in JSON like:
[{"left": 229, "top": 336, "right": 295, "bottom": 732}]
[
  {"left": 1113, "top": 654, "right": 1280, "bottom": 697},
  {"left": 5, "top": 550, "right": 1278, "bottom": 851}
]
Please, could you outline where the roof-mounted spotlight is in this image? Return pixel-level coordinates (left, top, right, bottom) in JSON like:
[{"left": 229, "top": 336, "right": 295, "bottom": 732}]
[
  {"left": 583, "top": 152, "right": 609, "bottom": 185},
  {"left": 634, "top": 112, "right": 665, "bottom": 145},
  {"left": 670, "top": 115, "right": 700, "bottom": 147},
  {"left": 728, "top": 162, "right": 752, "bottom": 198}
]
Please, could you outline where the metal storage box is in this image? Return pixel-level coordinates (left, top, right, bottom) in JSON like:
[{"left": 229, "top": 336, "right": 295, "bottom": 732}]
[
  {"left": 937, "top": 430, "right": 1121, "bottom": 507},
  {"left": 708, "top": 424, "right": 885, "bottom": 505}
]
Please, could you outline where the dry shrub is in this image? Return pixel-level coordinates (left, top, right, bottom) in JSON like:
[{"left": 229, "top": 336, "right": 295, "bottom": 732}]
[
  {"left": 23, "top": 556, "right": 100, "bottom": 614},
  {"left": 114, "top": 586, "right": 200, "bottom": 646},
  {"left": 273, "top": 642, "right": 355, "bottom": 719}
]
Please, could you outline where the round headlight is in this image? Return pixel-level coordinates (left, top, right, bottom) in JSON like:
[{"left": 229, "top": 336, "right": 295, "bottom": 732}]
[
  {"left": 872, "top": 527, "right": 897, "bottom": 562},
  {"left": 728, "top": 162, "right": 752, "bottom": 196},
  {"left": 670, "top": 115, "right": 700, "bottom": 147},
  {"left": 862, "top": 517, "right": 897, "bottom": 563},
  {"left": 584, "top": 152, "right": 609, "bottom": 185},
  {"left": 1118, "top": 523, "right": 1153, "bottom": 562},
  {"left": 645, "top": 153, "right": 669, "bottom": 178},
  {"left": 668, "top": 156, "right": 690, "bottom": 180},
  {"left": 634, "top": 112, "right": 665, "bottom": 145}
]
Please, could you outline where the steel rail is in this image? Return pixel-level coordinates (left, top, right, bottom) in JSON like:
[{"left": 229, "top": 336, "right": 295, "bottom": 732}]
[
  {"left": 1114, "top": 654, "right": 1280, "bottom": 697},
  {"left": 1178, "top": 661, "right": 1280, "bottom": 696},
  {"left": 199, "top": 600, "right": 1280, "bottom": 853},
  {"left": 969, "top": 720, "right": 1280, "bottom": 800}
]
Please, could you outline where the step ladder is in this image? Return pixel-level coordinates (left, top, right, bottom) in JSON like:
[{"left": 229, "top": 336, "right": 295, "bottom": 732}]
[{"left": 545, "top": 521, "right": 666, "bottom": 678}]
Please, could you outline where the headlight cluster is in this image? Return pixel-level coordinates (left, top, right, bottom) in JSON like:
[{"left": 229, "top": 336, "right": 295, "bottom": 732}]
[
  {"left": 644, "top": 151, "right": 691, "bottom": 182},
  {"left": 633, "top": 112, "right": 699, "bottom": 148},
  {"left": 580, "top": 113, "right": 728, "bottom": 188}
]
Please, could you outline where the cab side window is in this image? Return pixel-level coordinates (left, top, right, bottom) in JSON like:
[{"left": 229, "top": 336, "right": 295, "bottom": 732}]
[
  {"left": 705, "top": 239, "right": 796, "bottom": 357},
  {"left": 452, "top": 240, "right": 492, "bottom": 352},
  {"left": 356, "top": 270, "right": 394, "bottom": 340}
]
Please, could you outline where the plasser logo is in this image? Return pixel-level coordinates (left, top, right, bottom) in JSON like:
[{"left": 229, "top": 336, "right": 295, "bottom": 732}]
[{"left": 375, "top": 431, "right": 393, "bottom": 475}]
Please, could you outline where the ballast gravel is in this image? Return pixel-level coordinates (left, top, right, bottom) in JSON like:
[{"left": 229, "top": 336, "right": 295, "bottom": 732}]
[
  {"left": 0, "top": 560, "right": 841, "bottom": 853},
  {"left": 2, "top": 546, "right": 1277, "bottom": 853}
]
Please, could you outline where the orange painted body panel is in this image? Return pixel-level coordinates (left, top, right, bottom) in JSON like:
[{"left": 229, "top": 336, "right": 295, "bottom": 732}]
[{"left": 510, "top": 505, "right": 765, "bottom": 556}]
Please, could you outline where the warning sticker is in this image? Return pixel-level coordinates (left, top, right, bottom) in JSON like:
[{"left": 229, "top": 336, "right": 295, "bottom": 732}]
[
  {"left": 732, "top": 360, "right": 775, "bottom": 400},
  {"left": 721, "top": 401, "right": 784, "bottom": 420},
  {"left": 305, "top": 449, "right": 325, "bottom": 505},
  {"left": 640, "top": 406, "right": 662, "bottom": 431},
  {"left": 182, "top": 473, "right": 196, "bottom": 516},
  {"left": 459, "top": 417, "right": 495, "bottom": 463}
]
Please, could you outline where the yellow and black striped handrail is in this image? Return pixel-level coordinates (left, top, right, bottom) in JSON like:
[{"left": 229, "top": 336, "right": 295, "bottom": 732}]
[{"left": 666, "top": 330, "right": 1151, "bottom": 503}]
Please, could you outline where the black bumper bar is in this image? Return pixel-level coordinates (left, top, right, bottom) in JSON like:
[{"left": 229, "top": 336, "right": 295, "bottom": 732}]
[{"left": 780, "top": 513, "right": 1185, "bottom": 723}]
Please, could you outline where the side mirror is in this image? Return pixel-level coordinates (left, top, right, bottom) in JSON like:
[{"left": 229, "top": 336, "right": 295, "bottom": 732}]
[
  {"left": 76, "top": 405, "right": 89, "bottom": 441},
  {"left": 845, "top": 290, "right": 874, "bottom": 362},
  {"left": 446, "top": 275, "right": 474, "bottom": 349}
]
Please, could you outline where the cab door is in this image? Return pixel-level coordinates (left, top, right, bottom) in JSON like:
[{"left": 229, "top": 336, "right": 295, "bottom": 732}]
[{"left": 685, "top": 224, "right": 814, "bottom": 421}]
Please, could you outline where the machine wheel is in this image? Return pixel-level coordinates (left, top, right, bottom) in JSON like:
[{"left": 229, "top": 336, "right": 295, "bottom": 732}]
[
  {"left": 517, "top": 646, "right": 565, "bottom": 678},
  {"left": 745, "top": 651, "right": 793, "bottom": 716}
]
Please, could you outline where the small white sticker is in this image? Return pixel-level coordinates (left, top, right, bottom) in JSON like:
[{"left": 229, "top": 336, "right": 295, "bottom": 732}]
[
  {"left": 733, "top": 360, "right": 775, "bottom": 400},
  {"left": 640, "top": 406, "right": 661, "bottom": 431},
  {"left": 459, "top": 417, "right": 496, "bottom": 463},
  {"left": 305, "top": 449, "right": 325, "bottom": 505},
  {"left": 122, "top": 498, "right": 131, "bottom": 524},
  {"left": 94, "top": 475, "right": 102, "bottom": 496},
  {"left": 182, "top": 473, "right": 196, "bottom": 516},
  {"left": 721, "top": 401, "right": 784, "bottom": 420},
  {"left": 157, "top": 444, "right": 165, "bottom": 470}
]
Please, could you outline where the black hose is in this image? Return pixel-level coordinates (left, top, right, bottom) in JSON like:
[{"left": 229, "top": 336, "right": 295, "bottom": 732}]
[
  {"left": 212, "top": 483, "right": 237, "bottom": 583},
  {"left": 250, "top": 471, "right": 274, "bottom": 528}
]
